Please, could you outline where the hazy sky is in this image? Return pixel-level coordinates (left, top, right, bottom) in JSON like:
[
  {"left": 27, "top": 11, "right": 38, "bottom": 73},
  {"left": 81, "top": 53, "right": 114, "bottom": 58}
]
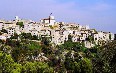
[{"left": 0, "top": 0, "right": 116, "bottom": 33}]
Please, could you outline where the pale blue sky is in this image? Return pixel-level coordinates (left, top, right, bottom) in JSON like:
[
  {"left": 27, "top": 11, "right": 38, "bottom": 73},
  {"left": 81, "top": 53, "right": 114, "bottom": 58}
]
[{"left": 0, "top": 0, "right": 116, "bottom": 33}]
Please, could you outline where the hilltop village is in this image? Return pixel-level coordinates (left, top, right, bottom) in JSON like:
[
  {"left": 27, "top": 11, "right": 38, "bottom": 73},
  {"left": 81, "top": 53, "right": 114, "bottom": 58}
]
[{"left": 0, "top": 16, "right": 114, "bottom": 48}]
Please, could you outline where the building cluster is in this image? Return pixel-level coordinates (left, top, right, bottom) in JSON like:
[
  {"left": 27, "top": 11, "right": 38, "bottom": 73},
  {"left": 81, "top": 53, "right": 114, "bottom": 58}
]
[{"left": 0, "top": 16, "right": 114, "bottom": 48}]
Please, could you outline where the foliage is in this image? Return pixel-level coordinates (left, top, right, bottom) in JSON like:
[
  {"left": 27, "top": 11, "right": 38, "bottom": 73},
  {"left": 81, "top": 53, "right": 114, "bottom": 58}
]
[
  {"left": 16, "top": 22, "right": 24, "bottom": 28},
  {"left": 62, "top": 41, "right": 87, "bottom": 52},
  {"left": 68, "top": 34, "right": 72, "bottom": 42},
  {"left": 80, "top": 58, "right": 93, "bottom": 73},
  {"left": 32, "top": 35, "right": 38, "bottom": 40},
  {"left": 27, "top": 41, "right": 41, "bottom": 50},
  {"left": 109, "top": 34, "right": 111, "bottom": 40},
  {"left": 19, "top": 33, "right": 39, "bottom": 40},
  {"left": 22, "top": 62, "right": 53, "bottom": 73},
  {"left": 49, "top": 25, "right": 53, "bottom": 29},
  {"left": 11, "top": 63, "right": 22, "bottom": 73},
  {"left": 20, "top": 33, "right": 32, "bottom": 39},
  {"left": 86, "top": 35, "right": 94, "bottom": 42},
  {"left": 41, "top": 37, "right": 50, "bottom": 46},
  {"left": 10, "top": 33, "right": 18, "bottom": 39},
  {"left": 0, "top": 36, "right": 116, "bottom": 72},
  {"left": 0, "top": 51, "right": 14, "bottom": 73},
  {"left": 92, "top": 40, "right": 116, "bottom": 73},
  {"left": 115, "top": 34, "right": 116, "bottom": 40},
  {"left": 0, "top": 29, "right": 8, "bottom": 33}
]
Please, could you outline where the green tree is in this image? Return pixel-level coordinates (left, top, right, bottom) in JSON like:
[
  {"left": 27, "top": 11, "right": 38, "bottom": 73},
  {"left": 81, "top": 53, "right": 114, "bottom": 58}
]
[
  {"left": 35, "top": 62, "right": 53, "bottom": 73},
  {"left": 80, "top": 58, "right": 93, "bottom": 73},
  {"left": 0, "top": 45, "right": 12, "bottom": 54},
  {"left": 16, "top": 22, "right": 24, "bottom": 28},
  {"left": 41, "top": 37, "right": 50, "bottom": 46},
  {"left": 22, "top": 62, "right": 53, "bottom": 73},
  {"left": 0, "top": 51, "right": 14, "bottom": 73},
  {"left": 32, "top": 35, "right": 38, "bottom": 40},
  {"left": 74, "top": 61, "right": 81, "bottom": 73},
  {"left": 93, "top": 40, "right": 116, "bottom": 73},
  {"left": 20, "top": 33, "right": 32, "bottom": 39},
  {"left": 68, "top": 34, "right": 72, "bottom": 42},
  {"left": 1, "top": 29, "right": 8, "bottom": 33},
  {"left": 11, "top": 63, "right": 22, "bottom": 73},
  {"left": 22, "top": 62, "right": 37, "bottom": 73},
  {"left": 109, "top": 34, "right": 111, "bottom": 40},
  {"left": 10, "top": 33, "right": 18, "bottom": 39}
]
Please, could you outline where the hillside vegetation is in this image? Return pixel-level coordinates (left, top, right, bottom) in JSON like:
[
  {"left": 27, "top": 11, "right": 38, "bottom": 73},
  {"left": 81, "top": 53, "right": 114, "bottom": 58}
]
[{"left": 0, "top": 37, "right": 116, "bottom": 73}]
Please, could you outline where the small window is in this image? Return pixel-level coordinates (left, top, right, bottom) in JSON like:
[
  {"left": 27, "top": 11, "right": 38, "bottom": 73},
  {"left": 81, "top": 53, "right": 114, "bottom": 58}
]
[{"left": 95, "top": 38, "right": 97, "bottom": 40}]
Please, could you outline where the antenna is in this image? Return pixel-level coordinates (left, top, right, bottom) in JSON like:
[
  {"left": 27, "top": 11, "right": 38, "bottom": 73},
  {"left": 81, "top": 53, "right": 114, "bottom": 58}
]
[
  {"left": 50, "top": 13, "right": 52, "bottom": 16},
  {"left": 49, "top": 13, "right": 52, "bottom": 23}
]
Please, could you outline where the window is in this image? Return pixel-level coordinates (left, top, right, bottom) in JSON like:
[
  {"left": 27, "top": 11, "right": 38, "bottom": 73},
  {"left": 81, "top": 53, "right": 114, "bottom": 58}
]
[
  {"left": 95, "top": 38, "right": 97, "bottom": 40},
  {"left": 73, "top": 31, "right": 75, "bottom": 34}
]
